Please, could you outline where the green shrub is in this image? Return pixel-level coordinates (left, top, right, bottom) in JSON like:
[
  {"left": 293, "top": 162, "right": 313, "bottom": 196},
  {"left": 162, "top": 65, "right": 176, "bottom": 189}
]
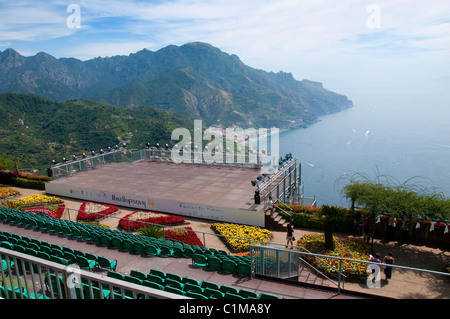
[{"left": 138, "top": 225, "right": 164, "bottom": 239}]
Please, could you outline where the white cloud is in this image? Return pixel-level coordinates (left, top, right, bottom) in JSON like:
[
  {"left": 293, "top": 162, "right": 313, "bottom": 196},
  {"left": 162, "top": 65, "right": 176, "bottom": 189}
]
[{"left": 1, "top": 0, "right": 450, "bottom": 93}]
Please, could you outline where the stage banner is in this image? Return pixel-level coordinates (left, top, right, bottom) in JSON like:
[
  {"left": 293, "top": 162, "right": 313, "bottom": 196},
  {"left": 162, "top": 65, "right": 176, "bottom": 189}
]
[{"left": 45, "top": 182, "right": 264, "bottom": 226}]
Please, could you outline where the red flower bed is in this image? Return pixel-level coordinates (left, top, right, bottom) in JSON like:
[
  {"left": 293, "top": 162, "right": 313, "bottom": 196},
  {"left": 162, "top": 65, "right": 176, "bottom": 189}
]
[
  {"left": 77, "top": 201, "right": 119, "bottom": 222},
  {"left": 118, "top": 211, "right": 186, "bottom": 231},
  {"left": 165, "top": 227, "right": 204, "bottom": 247},
  {"left": 25, "top": 204, "right": 65, "bottom": 219}
]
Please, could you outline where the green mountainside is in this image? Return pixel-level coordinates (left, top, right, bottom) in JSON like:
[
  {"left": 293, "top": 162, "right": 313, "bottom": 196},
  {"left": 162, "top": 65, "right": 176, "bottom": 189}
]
[
  {"left": 0, "top": 93, "right": 192, "bottom": 172},
  {"left": 0, "top": 42, "right": 352, "bottom": 129}
]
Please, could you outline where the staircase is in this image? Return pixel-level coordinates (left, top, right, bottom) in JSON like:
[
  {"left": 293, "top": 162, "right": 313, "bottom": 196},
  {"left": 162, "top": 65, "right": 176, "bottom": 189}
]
[
  {"left": 264, "top": 211, "right": 290, "bottom": 231},
  {"left": 297, "top": 263, "right": 334, "bottom": 288}
]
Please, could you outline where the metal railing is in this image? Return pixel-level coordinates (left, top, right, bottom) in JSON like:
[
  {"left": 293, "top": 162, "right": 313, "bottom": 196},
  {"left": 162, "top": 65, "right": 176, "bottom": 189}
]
[
  {"left": 0, "top": 247, "right": 186, "bottom": 299},
  {"left": 0, "top": 247, "right": 186, "bottom": 300}
]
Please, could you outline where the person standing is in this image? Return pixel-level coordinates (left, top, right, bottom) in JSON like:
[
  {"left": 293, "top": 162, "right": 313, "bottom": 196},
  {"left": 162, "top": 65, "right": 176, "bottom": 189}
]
[
  {"left": 383, "top": 252, "right": 395, "bottom": 282},
  {"left": 286, "top": 223, "right": 294, "bottom": 248}
]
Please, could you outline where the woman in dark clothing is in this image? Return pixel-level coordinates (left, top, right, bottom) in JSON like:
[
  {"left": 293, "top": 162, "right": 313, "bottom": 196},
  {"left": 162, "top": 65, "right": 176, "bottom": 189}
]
[
  {"left": 286, "top": 223, "right": 294, "bottom": 248},
  {"left": 383, "top": 252, "right": 395, "bottom": 282}
]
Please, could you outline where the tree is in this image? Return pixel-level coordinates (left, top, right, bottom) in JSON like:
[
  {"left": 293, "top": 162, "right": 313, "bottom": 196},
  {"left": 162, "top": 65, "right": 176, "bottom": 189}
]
[
  {"left": 338, "top": 170, "right": 450, "bottom": 248},
  {"left": 313, "top": 205, "right": 349, "bottom": 251}
]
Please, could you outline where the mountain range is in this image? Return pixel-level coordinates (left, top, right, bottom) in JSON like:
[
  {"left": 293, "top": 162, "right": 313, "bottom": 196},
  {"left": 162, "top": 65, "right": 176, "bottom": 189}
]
[{"left": 0, "top": 42, "right": 353, "bottom": 129}]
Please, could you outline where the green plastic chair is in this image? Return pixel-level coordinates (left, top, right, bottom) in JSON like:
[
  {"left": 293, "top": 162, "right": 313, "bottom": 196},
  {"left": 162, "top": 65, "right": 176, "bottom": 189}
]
[
  {"left": 183, "top": 283, "right": 204, "bottom": 294},
  {"left": 164, "top": 278, "right": 183, "bottom": 290},
  {"left": 145, "top": 244, "right": 161, "bottom": 256},
  {"left": 220, "top": 285, "right": 238, "bottom": 295},
  {"left": 186, "top": 291, "right": 208, "bottom": 299},
  {"left": 159, "top": 245, "right": 173, "bottom": 257},
  {"left": 207, "top": 255, "right": 222, "bottom": 271},
  {"left": 192, "top": 253, "right": 208, "bottom": 267},
  {"left": 238, "top": 289, "right": 259, "bottom": 299},
  {"left": 224, "top": 292, "right": 245, "bottom": 299},
  {"left": 130, "top": 270, "right": 147, "bottom": 281},
  {"left": 97, "top": 256, "right": 118, "bottom": 271},
  {"left": 201, "top": 281, "right": 220, "bottom": 291},
  {"left": 76, "top": 255, "right": 97, "bottom": 271},
  {"left": 237, "top": 262, "right": 252, "bottom": 277},
  {"left": 147, "top": 274, "right": 164, "bottom": 286},
  {"left": 150, "top": 269, "right": 166, "bottom": 279},
  {"left": 123, "top": 239, "right": 135, "bottom": 253},
  {"left": 111, "top": 237, "right": 124, "bottom": 250},
  {"left": 222, "top": 259, "right": 237, "bottom": 274},
  {"left": 203, "top": 287, "right": 224, "bottom": 299}
]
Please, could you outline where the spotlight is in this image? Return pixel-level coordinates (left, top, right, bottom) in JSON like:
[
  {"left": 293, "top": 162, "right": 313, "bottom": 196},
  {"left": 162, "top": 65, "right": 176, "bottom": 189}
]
[
  {"left": 91, "top": 150, "right": 96, "bottom": 156},
  {"left": 156, "top": 143, "right": 160, "bottom": 149},
  {"left": 146, "top": 143, "right": 151, "bottom": 149},
  {"left": 72, "top": 155, "right": 78, "bottom": 161},
  {"left": 62, "top": 158, "right": 68, "bottom": 163},
  {"left": 115, "top": 145, "right": 119, "bottom": 150},
  {"left": 107, "top": 147, "right": 111, "bottom": 152},
  {"left": 82, "top": 153, "right": 87, "bottom": 159},
  {"left": 100, "top": 149, "right": 104, "bottom": 154},
  {"left": 52, "top": 160, "right": 57, "bottom": 165},
  {"left": 165, "top": 144, "right": 169, "bottom": 150},
  {"left": 122, "top": 143, "right": 127, "bottom": 148}
]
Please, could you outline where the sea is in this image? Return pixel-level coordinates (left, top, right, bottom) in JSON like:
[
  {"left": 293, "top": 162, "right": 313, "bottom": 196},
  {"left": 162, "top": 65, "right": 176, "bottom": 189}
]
[{"left": 279, "top": 87, "right": 450, "bottom": 207}]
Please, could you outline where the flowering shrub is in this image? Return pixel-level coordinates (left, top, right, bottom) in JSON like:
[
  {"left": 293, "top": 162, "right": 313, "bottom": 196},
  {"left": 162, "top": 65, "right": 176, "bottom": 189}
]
[
  {"left": 297, "top": 233, "right": 371, "bottom": 279},
  {"left": 11, "top": 194, "right": 63, "bottom": 207},
  {"left": 118, "top": 211, "right": 186, "bottom": 231},
  {"left": 0, "top": 187, "right": 20, "bottom": 199},
  {"left": 212, "top": 223, "right": 272, "bottom": 252},
  {"left": 77, "top": 201, "right": 119, "bottom": 222},
  {"left": 165, "top": 227, "right": 204, "bottom": 247},
  {"left": 275, "top": 203, "right": 322, "bottom": 214},
  {"left": 25, "top": 204, "right": 65, "bottom": 219}
]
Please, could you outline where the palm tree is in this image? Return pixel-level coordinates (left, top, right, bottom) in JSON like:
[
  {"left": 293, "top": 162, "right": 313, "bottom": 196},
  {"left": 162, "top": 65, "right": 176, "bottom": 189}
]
[{"left": 314, "top": 205, "right": 348, "bottom": 251}]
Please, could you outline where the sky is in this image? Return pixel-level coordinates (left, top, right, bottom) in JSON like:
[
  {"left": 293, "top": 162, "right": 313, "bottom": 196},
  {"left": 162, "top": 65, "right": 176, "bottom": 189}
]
[{"left": 1, "top": 0, "right": 450, "bottom": 105}]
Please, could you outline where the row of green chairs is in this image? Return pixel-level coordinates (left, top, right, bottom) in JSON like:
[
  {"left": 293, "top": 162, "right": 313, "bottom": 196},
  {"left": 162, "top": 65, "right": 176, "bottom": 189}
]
[
  {"left": 0, "top": 230, "right": 117, "bottom": 272},
  {"left": 125, "top": 268, "right": 280, "bottom": 300},
  {"left": 1, "top": 206, "right": 250, "bottom": 275},
  {"left": 192, "top": 253, "right": 252, "bottom": 277},
  {"left": 0, "top": 285, "right": 50, "bottom": 299}
]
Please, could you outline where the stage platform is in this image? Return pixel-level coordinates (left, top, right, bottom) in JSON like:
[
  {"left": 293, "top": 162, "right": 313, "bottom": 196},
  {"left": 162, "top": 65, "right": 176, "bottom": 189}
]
[{"left": 45, "top": 160, "right": 267, "bottom": 226}]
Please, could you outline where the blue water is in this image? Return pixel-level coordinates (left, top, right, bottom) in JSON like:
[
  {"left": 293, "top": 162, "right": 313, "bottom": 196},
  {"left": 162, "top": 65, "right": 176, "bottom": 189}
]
[{"left": 279, "top": 91, "right": 450, "bottom": 207}]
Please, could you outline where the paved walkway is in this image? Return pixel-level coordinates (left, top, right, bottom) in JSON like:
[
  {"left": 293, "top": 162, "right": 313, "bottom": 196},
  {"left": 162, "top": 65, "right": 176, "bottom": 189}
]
[{"left": 4, "top": 187, "right": 450, "bottom": 299}]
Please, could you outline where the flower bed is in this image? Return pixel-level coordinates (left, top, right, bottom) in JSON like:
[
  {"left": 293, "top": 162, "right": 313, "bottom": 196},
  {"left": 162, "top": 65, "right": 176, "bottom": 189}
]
[
  {"left": 0, "top": 187, "right": 20, "bottom": 199},
  {"left": 77, "top": 201, "right": 119, "bottom": 222},
  {"left": 211, "top": 223, "right": 272, "bottom": 252},
  {"left": 11, "top": 194, "right": 63, "bottom": 207},
  {"left": 165, "top": 227, "right": 204, "bottom": 247},
  {"left": 297, "top": 233, "right": 371, "bottom": 280},
  {"left": 24, "top": 204, "right": 65, "bottom": 219},
  {"left": 118, "top": 211, "right": 186, "bottom": 231}
]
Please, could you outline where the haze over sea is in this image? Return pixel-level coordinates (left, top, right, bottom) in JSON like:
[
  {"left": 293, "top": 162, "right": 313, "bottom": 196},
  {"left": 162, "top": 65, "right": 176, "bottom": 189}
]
[{"left": 279, "top": 85, "right": 450, "bottom": 207}]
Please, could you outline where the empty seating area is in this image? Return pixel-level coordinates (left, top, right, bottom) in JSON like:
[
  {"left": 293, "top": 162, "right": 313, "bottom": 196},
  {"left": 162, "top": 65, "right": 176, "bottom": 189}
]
[
  {"left": 105, "top": 268, "right": 280, "bottom": 299},
  {"left": 0, "top": 230, "right": 117, "bottom": 272},
  {"left": 0, "top": 206, "right": 283, "bottom": 299}
]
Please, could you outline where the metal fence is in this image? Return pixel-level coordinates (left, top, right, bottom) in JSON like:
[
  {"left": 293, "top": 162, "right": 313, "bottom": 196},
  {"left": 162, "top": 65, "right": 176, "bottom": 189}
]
[
  {"left": 249, "top": 244, "right": 450, "bottom": 298},
  {"left": 0, "top": 247, "right": 186, "bottom": 299}
]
